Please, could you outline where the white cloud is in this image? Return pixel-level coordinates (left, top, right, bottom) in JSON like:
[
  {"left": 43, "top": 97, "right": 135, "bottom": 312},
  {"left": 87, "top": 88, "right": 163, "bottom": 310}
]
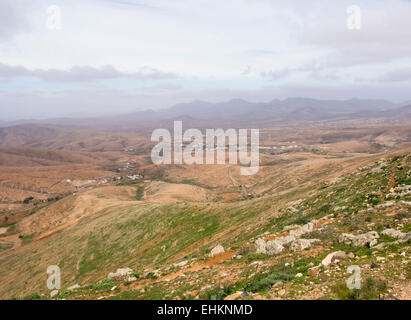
[
  {"left": 0, "top": 0, "right": 411, "bottom": 119},
  {"left": 0, "top": 63, "right": 177, "bottom": 82}
]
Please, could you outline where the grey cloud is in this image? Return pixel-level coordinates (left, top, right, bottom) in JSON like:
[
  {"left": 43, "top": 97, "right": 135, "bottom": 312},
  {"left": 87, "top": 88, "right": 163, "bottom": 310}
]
[
  {"left": 0, "top": 1, "right": 31, "bottom": 40},
  {"left": 260, "top": 64, "right": 342, "bottom": 81},
  {"left": 0, "top": 63, "right": 177, "bottom": 82},
  {"left": 137, "top": 83, "right": 183, "bottom": 93},
  {"left": 260, "top": 68, "right": 292, "bottom": 81},
  {"left": 295, "top": 1, "right": 411, "bottom": 68},
  {"left": 379, "top": 68, "right": 411, "bottom": 82}
]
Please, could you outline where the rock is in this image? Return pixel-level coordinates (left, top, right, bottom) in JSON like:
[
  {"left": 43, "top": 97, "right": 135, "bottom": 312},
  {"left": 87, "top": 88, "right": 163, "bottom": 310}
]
[
  {"left": 67, "top": 284, "right": 80, "bottom": 291},
  {"left": 272, "top": 281, "right": 284, "bottom": 289},
  {"left": 108, "top": 267, "right": 133, "bottom": 280},
  {"left": 308, "top": 266, "right": 321, "bottom": 276},
  {"left": 338, "top": 231, "right": 379, "bottom": 247},
  {"left": 50, "top": 290, "right": 59, "bottom": 298},
  {"left": 255, "top": 238, "right": 266, "bottom": 254},
  {"left": 265, "top": 240, "right": 285, "bottom": 255},
  {"left": 347, "top": 252, "right": 355, "bottom": 259},
  {"left": 321, "top": 251, "right": 349, "bottom": 267},
  {"left": 209, "top": 245, "right": 225, "bottom": 257},
  {"left": 289, "top": 223, "right": 315, "bottom": 238},
  {"left": 376, "top": 201, "right": 395, "bottom": 208},
  {"left": 369, "top": 239, "right": 378, "bottom": 247},
  {"left": 224, "top": 292, "right": 243, "bottom": 300},
  {"left": 278, "top": 289, "right": 286, "bottom": 296},
  {"left": 255, "top": 238, "right": 284, "bottom": 255},
  {"left": 382, "top": 229, "right": 411, "bottom": 241},
  {"left": 372, "top": 243, "right": 386, "bottom": 250},
  {"left": 173, "top": 260, "right": 188, "bottom": 267},
  {"left": 290, "top": 239, "right": 320, "bottom": 252},
  {"left": 126, "top": 276, "right": 137, "bottom": 282}
]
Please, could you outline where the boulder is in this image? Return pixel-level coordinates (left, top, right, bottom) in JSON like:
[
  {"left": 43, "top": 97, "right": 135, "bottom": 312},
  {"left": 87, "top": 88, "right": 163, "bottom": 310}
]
[
  {"left": 265, "top": 240, "right": 285, "bottom": 255},
  {"left": 290, "top": 239, "right": 320, "bottom": 252},
  {"left": 255, "top": 238, "right": 284, "bottom": 255},
  {"left": 67, "top": 284, "right": 80, "bottom": 291},
  {"left": 108, "top": 267, "right": 133, "bottom": 280},
  {"left": 275, "top": 235, "right": 296, "bottom": 246},
  {"left": 338, "top": 231, "right": 379, "bottom": 247},
  {"left": 209, "top": 244, "right": 225, "bottom": 257},
  {"left": 50, "top": 290, "right": 59, "bottom": 298},
  {"left": 289, "top": 223, "right": 315, "bottom": 238},
  {"left": 126, "top": 276, "right": 137, "bottom": 282},
  {"left": 173, "top": 260, "right": 188, "bottom": 267},
  {"left": 382, "top": 229, "right": 411, "bottom": 241},
  {"left": 321, "top": 251, "right": 349, "bottom": 267}
]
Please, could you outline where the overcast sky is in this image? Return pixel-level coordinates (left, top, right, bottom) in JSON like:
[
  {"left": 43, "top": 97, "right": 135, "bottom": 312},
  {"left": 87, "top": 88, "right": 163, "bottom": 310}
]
[{"left": 1, "top": 0, "right": 411, "bottom": 120}]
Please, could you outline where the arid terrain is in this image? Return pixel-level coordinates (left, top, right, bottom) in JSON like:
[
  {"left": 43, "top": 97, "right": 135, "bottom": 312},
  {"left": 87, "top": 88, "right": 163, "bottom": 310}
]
[{"left": 0, "top": 103, "right": 410, "bottom": 300}]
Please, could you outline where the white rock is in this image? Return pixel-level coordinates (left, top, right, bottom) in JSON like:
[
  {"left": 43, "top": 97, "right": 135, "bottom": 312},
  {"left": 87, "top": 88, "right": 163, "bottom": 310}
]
[
  {"left": 209, "top": 244, "right": 225, "bottom": 257},
  {"left": 107, "top": 267, "right": 133, "bottom": 279},
  {"left": 290, "top": 239, "right": 320, "bottom": 252},
  {"left": 126, "top": 276, "right": 137, "bottom": 282},
  {"left": 67, "top": 284, "right": 80, "bottom": 291},
  {"left": 50, "top": 290, "right": 59, "bottom": 298},
  {"left": 339, "top": 231, "right": 379, "bottom": 247},
  {"left": 321, "top": 251, "right": 348, "bottom": 267},
  {"left": 382, "top": 229, "right": 411, "bottom": 241},
  {"left": 173, "top": 260, "right": 188, "bottom": 267}
]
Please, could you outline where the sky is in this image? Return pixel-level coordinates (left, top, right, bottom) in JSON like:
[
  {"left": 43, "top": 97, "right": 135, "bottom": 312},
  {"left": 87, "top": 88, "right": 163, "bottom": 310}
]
[{"left": 0, "top": 0, "right": 411, "bottom": 120}]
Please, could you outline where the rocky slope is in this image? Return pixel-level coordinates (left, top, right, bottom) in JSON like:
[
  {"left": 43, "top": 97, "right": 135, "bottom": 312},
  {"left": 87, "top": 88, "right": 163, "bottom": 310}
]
[{"left": 0, "top": 150, "right": 409, "bottom": 300}]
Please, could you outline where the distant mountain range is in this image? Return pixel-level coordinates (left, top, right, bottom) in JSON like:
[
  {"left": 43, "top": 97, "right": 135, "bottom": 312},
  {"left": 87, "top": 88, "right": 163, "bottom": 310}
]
[{"left": 1, "top": 98, "right": 410, "bottom": 129}]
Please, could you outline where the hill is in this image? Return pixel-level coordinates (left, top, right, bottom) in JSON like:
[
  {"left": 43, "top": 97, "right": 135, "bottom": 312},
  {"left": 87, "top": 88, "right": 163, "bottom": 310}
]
[{"left": 0, "top": 149, "right": 409, "bottom": 300}]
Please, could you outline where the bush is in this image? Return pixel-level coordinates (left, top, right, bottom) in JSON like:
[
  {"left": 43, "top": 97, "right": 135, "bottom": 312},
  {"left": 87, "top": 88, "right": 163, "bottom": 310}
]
[
  {"left": 205, "top": 285, "right": 236, "bottom": 300},
  {"left": 92, "top": 278, "right": 114, "bottom": 291},
  {"left": 333, "top": 277, "right": 387, "bottom": 300},
  {"left": 136, "top": 186, "right": 144, "bottom": 200},
  {"left": 245, "top": 272, "right": 294, "bottom": 293}
]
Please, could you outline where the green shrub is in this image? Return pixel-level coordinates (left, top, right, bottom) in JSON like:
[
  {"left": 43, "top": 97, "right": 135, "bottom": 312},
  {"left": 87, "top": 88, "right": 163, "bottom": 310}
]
[
  {"left": 92, "top": 278, "right": 114, "bottom": 291},
  {"left": 136, "top": 186, "right": 144, "bottom": 200},
  {"left": 333, "top": 277, "right": 387, "bottom": 300},
  {"left": 245, "top": 272, "right": 294, "bottom": 293}
]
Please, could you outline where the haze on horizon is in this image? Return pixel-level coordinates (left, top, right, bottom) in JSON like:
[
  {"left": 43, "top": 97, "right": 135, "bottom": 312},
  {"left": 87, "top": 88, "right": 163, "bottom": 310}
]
[{"left": 1, "top": 0, "right": 411, "bottom": 121}]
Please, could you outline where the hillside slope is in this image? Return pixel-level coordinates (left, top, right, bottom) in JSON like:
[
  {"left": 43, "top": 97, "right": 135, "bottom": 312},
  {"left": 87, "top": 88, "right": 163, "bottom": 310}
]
[{"left": 0, "top": 150, "right": 409, "bottom": 300}]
